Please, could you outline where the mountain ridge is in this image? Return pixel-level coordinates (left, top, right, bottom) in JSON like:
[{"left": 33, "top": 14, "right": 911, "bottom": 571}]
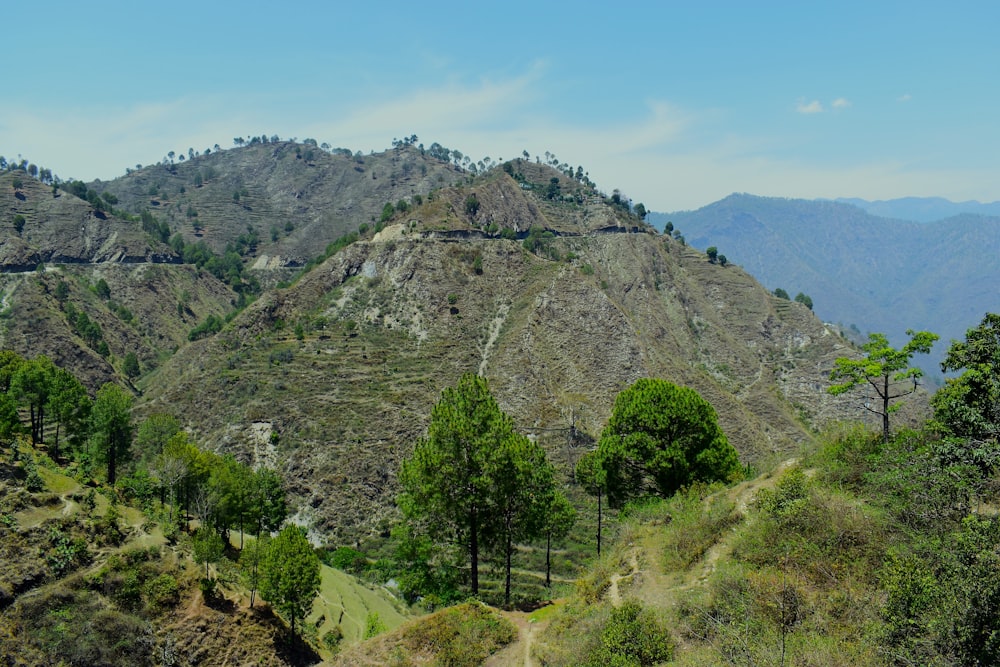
[{"left": 660, "top": 192, "right": 1000, "bottom": 376}]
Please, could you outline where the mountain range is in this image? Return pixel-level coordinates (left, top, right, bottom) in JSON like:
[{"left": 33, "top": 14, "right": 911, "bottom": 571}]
[
  {"left": 1, "top": 146, "right": 861, "bottom": 541},
  {"left": 657, "top": 193, "right": 1000, "bottom": 378}
]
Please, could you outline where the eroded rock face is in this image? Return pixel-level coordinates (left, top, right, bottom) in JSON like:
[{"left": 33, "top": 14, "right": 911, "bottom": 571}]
[{"left": 143, "top": 228, "right": 859, "bottom": 540}]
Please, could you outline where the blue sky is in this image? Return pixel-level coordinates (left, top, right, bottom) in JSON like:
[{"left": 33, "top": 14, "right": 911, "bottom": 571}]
[{"left": 3, "top": 1, "right": 999, "bottom": 211}]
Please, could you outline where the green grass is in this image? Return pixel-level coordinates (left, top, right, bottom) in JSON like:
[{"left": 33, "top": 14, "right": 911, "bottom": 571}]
[{"left": 307, "top": 563, "right": 408, "bottom": 649}]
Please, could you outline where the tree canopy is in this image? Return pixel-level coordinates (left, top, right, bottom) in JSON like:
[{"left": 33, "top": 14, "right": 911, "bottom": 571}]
[
  {"left": 90, "top": 383, "right": 134, "bottom": 485},
  {"left": 399, "top": 372, "right": 557, "bottom": 601},
  {"left": 933, "top": 313, "right": 1000, "bottom": 440},
  {"left": 596, "top": 378, "right": 741, "bottom": 508},
  {"left": 829, "top": 330, "right": 938, "bottom": 442},
  {"left": 260, "top": 525, "right": 320, "bottom": 634}
]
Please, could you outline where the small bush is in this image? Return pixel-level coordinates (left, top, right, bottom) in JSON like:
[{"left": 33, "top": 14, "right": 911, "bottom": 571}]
[
  {"left": 400, "top": 603, "right": 516, "bottom": 667},
  {"left": 593, "top": 600, "right": 674, "bottom": 666}
]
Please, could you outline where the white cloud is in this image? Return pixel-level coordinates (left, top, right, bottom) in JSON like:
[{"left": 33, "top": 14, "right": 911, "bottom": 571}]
[
  {"left": 5, "top": 70, "right": 1000, "bottom": 215},
  {"left": 898, "top": 93, "right": 912, "bottom": 102},
  {"left": 796, "top": 99, "right": 824, "bottom": 114}
]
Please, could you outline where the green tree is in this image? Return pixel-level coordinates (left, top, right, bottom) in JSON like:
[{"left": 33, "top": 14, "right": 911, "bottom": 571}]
[
  {"left": 0, "top": 392, "right": 20, "bottom": 441},
  {"left": 399, "top": 373, "right": 517, "bottom": 596},
  {"left": 794, "top": 292, "right": 813, "bottom": 310},
  {"left": 828, "top": 330, "right": 939, "bottom": 442},
  {"left": 192, "top": 525, "right": 225, "bottom": 579},
  {"left": 484, "top": 434, "right": 555, "bottom": 607},
  {"left": 541, "top": 491, "right": 575, "bottom": 588},
  {"left": 718, "top": 254, "right": 728, "bottom": 267},
  {"left": 135, "top": 413, "right": 180, "bottom": 459},
  {"left": 90, "top": 383, "right": 134, "bottom": 485},
  {"left": 379, "top": 202, "right": 395, "bottom": 224},
  {"left": 46, "top": 367, "right": 91, "bottom": 460},
  {"left": 634, "top": 202, "right": 647, "bottom": 220},
  {"left": 773, "top": 287, "right": 790, "bottom": 300},
  {"left": 94, "top": 278, "right": 111, "bottom": 299},
  {"left": 240, "top": 535, "right": 269, "bottom": 607},
  {"left": 260, "top": 525, "right": 320, "bottom": 634},
  {"left": 13, "top": 214, "right": 25, "bottom": 234},
  {"left": 597, "top": 378, "right": 741, "bottom": 507},
  {"left": 464, "top": 194, "right": 480, "bottom": 217},
  {"left": 122, "top": 352, "right": 140, "bottom": 379},
  {"left": 11, "top": 355, "right": 56, "bottom": 444},
  {"left": 706, "top": 246, "right": 718, "bottom": 263},
  {"left": 54, "top": 280, "right": 69, "bottom": 302},
  {"left": 933, "top": 313, "right": 1000, "bottom": 439}
]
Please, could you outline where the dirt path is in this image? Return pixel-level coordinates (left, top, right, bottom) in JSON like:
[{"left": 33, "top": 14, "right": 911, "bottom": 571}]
[
  {"left": 486, "top": 606, "right": 559, "bottom": 667},
  {"left": 683, "top": 458, "right": 799, "bottom": 589},
  {"left": 606, "top": 548, "right": 640, "bottom": 606}
]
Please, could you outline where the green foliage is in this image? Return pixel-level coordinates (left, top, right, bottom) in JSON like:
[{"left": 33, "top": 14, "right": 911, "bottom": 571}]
[
  {"left": 773, "top": 287, "right": 790, "bottom": 300},
  {"left": 390, "top": 525, "right": 463, "bottom": 607},
  {"left": 122, "top": 352, "right": 140, "bottom": 379},
  {"left": 3, "top": 586, "right": 155, "bottom": 665},
  {"left": 523, "top": 226, "right": 560, "bottom": 260},
  {"left": 593, "top": 600, "right": 673, "bottom": 666},
  {"left": 260, "top": 525, "right": 321, "bottom": 634},
  {"left": 327, "top": 546, "right": 369, "bottom": 574},
  {"left": 380, "top": 202, "right": 395, "bottom": 224},
  {"left": 536, "top": 599, "right": 671, "bottom": 667},
  {"left": 483, "top": 428, "right": 556, "bottom": 606},
  {"left": 464, "top": 194, "right": 480, "bottom": 217},
  {"left": 933, "top": 312, "right": 1000, "bottom": 439},
  {"left": 363, "top": 611, "right": 387, "bottom": 639},
  {"left": 829, "top": 329, "right": 938, "bottom": 441},
  {"left": 399, "top": 372, "right": 557, "bottom": 601},
  {"left": 89, "top": 383, "right": 133, "bottom": 485},
  {"left": 879, "top": 515, "right": 1000, "bottom": 665},
  {"left": 13, "top": 214, "right": 25, "bottom": 234},
  {"left": 188, "top": 314, "right": 224, "bottom": 341},
  {"left": 93, "top": 278, "right": 111, "bottom": 299},
  {"left": 43, "top": 524, "right": 90, "bottom": 575},
  {"left": 706, "top": 246, "right": 718, "bottom": 263},
  {"left": 397, "top": 602, "right": 516, "bottom": 667},
  {"left": 596, "top": 378, "right": 741, "bottom": 507},
  {"left": 192, "top": 526, "right": 226, "bottom": 578},
  {"left": 661, "top": 484, "right": 737, "bottom": 571},
  {"left": 794, "top": 292, "right": 813, "bottom": 310},
  {"left": 12, "top": 354, "right": 56, "bottom": 444},
  {"left": 63, "top": 302, "right": 107, "bottom": 353}
]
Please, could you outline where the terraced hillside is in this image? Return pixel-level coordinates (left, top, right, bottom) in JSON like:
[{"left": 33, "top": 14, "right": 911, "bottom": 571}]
[
  {"left": 139, "top": 167, "right": 860, "bottom": 542},
  {"left": 95, "top": 142, "right": 467, "bottom": 268}
]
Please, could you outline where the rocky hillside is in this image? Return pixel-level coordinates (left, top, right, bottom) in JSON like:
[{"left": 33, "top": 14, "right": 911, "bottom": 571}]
[
  {"left": 1, "top": 171, "right": 172, "bottom": 271},
  {"left": 94, "top": 142, "right": 467, "bottom": 268},
  {"left": 0, "top": 146, "right": 865, "bottom": 546},
  {"left": 139, "top": 167, "right": 859, "bottom": 543}
]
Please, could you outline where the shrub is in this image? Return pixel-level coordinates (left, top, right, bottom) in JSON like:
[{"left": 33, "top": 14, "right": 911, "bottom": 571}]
[
  {"left": 143, "top": 574, "right": 179, "bottom": 614},
  {"left": 326, "top": 546, "right": 369, "bottom": 575},
  {"left": 593, "top": 600, "right": 673, "bottom": 666}
]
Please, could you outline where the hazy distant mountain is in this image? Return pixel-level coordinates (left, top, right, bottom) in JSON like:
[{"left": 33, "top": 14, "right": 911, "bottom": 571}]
[
  {"left": 834, "top": 196, "right": 1000, "bottom": 222},
  {"left": 660, "top": 194, "right": 1000, "bottom": 377}
]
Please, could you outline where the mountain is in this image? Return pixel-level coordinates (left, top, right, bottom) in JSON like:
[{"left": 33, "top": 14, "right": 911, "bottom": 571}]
[
  {"left": 0, "top": 141, "right": 933, "bottom": 664},
  {"left": 134, "top": 164, "right": 859, "bottom": 542},
  {"left": 835, "top": 195, "right": 1000, "bottom": 222},
  {"left": 93, "top": 141, "right": 466, "bottom": 271},
  {"left": 2, "top": 148, "right": 869, "bottom": 544},
  {"left": 661, "top": 193, "right": 1000, "bottom": 376}
]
